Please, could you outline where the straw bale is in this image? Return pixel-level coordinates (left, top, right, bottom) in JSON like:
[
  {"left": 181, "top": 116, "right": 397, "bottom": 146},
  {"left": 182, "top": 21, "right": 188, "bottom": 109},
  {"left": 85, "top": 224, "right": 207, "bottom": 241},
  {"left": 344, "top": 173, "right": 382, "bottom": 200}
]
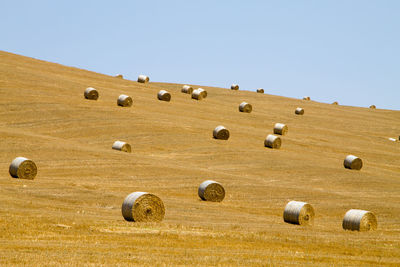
[
  {"left": 264, "top": 134, "right": 281, "bottom": 149},
  {"left": 256, "top": 88, "right": 264, "bottom": 93},
  {"left": 303, "top": 96, "right": 311, "bottom": 100},
  {"left": 274, "top": 123, "right": 288, "bottom": 135},
  {"left": 157, "top": 90, "right": 171, "bottom": 102},
  {"left": 213, "top": 126, "right": 230, "bottom": 140},
  {"left": 369, "top": 105, "right": 376, "bottom": 109},
  {"left": 137, "top": 75, "right": 149, "bottom": 83},
  {"left": 9, "top": 157, "right": 37, "bottom": 180},
  {"left": 112, "top": 141, "right": 131, "bottom": 153},
  {"left": 342, "top": 209, "right": 377, "bottom": 231},
  {"left": 181, "top": 85, "right": 193, "bottom": 94},
  {"left": 198, "top": 88, "right": 207, "bottom": 98},
  {"left": 115, "top": 74, "right": 123, "bottom": 79},
  {"left": 117, "top": 94, "right": 133, "bottom": 107},
  {"left": 231, "top": 84, "right": 239, "bottom": 90},
  {"left": 198, "top": 180, "right": 225, "bottom": 202},
  {"left": 121, "top": 192, "right": 165, "bottom": 222},
  {"left": 344, "top": 155, "right": 362, "bottom": 170},
  {"left": 239, "top": 102, "right": 252, "bottom": 113},
  {"left": 84, "top": 87, "right": 99, "bottom": 100},
  {"left": 283, "top": 201, "right": 315, "bottom": 225},
  {"left": 295, "top": 107, "right": 304, "bottom": 115},
  {"left": 332, "top": 101, "right": 338, "bottom": 105}
]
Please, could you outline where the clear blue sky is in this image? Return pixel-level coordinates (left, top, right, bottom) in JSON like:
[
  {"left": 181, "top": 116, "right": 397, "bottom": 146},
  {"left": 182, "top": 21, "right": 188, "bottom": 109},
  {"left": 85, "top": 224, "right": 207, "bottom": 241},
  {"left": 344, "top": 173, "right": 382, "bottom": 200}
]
[{"left": 1, "top": 0, "right": 399, "bottom": 110}]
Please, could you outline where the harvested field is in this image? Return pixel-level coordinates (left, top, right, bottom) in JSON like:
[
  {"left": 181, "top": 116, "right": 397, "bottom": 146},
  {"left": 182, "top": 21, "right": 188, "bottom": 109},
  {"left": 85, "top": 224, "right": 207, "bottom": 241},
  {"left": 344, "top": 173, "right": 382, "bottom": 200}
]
[{"left": 0, "top": 51, "right": 400, "bottom": 266}]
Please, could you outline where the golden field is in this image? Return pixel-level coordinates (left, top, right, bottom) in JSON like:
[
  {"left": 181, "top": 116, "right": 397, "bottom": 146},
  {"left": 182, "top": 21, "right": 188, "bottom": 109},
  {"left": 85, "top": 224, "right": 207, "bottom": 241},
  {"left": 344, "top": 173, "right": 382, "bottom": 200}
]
[{"left": 0, "top": 50, "right": 399, "bottom": 266}]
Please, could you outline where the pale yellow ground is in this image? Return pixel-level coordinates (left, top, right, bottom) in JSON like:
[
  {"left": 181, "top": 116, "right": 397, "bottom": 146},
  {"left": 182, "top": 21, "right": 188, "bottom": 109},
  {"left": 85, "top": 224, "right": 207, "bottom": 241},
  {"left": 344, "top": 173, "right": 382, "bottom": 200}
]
[{"left": 0, "top": 51, "right": 399, "bottom": 266}]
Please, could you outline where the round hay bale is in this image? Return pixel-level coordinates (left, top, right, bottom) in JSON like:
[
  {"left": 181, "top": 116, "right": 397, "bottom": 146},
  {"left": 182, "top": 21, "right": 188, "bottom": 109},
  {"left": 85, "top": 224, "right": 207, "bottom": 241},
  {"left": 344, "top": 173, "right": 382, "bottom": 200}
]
[
  {"left": 239, "top": 102, "right": 252, "bottom": 113},
  {"left": 157, "top": 90, "right": 171, "bottom": 102},
  {"left": 344, "top": 155, "right": 362, "bottom": 170},
  {"left": 117, "top": 94, "right": 133, "bottom": 107},
  {"left": 192, "top": 89, "right": 203, "bottom": 100},
  {"left": 137, "top": 75, "right": 149, "bottom": 83},
  {"left": 84, "top": 87, "right": 99, "bottom": 100},
  {"left": 112, "top": 141, "right": 131, "bottom": 153},
  {"left": 9, "top": 157, "right": 37, "bottom": 180},
  {"left": 369, "top": 105, "right": 376, "bottom": 109},
  {"left": 256, "top": 88, "right": 264, "bottom": 93},
  {"left": 283, "top": 201, "right": 315, "bottom": 226},
  {"left": 121, "top": 192, "right": 165, "bottom": 222},
  {"left": 181, "top": 85, "right": 193, "bottom": 94},
  {"left": 198, "top": 180, "right": 225, "bottom": 202},
  {"left": 213, "top": 125, "right": 230, "bottom": 140},
  {"left": 264, "top": 134, "right": 281, "bottom": 149},
  {"left": 295, "top": 107, "right": 304, "bottom": 115},
  {"left": 342, "top": 209, "right": 377, "bottom": 231},
  {"left": 274, "top": 123, "right": 288, "bottom": 135},
  {"left": 231, "top": 84, "right": 239, "bottom": 90},
  {"left": 115, "top": 74, "right": 123, "bottom": 79},
  {"left": 197, "top": 88, "right": 207, "bottom": 98},
  {"left": 332, "top": 101, "right": 338, "bottom": 105},
  {"left": 303, "top": 96, "right": 311, "bottom": 100}
]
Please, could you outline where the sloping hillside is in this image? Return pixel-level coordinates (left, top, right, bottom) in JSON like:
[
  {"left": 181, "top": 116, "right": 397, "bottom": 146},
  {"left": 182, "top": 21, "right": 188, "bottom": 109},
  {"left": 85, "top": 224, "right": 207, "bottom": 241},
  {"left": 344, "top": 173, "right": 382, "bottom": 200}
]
[{"left": 0, "top": 51, "right": 399, "bottom": 266}]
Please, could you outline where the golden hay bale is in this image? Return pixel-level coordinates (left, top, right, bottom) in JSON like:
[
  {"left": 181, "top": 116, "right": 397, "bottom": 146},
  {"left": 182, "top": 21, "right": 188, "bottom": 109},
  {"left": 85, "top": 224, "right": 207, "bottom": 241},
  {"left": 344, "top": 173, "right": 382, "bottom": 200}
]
[
  {"left": 283, "top": 201, "right": 315, "bottom": 226},
  {"left": 295, "top": 107, "right": 304, "bottom": 115},
  {"left": 256, "top": 88, "right": 264, "bottom": 93},
  {"left": 342, "top": 209, "right": 377, "bottom": 231},
  {"left": 213, "top": 125, "right": 230, "bottom": 140},
  {"left": 137, "top": 75, "right": 149, "bottom": 83},
  {"left": 303, "top": 96, "right": 311, "bottom": 100},
  {"left": 264, "top": 134, "right": 281, "bottom": 149},
  {"left": 231, "top": 84, "right": 239, "bottom": 90},
  {"left": 198, "top": 88, "right": 207, "bottom": 98},
  {"left": 344, "top": 155, "right": 363, "bottom": 170},
  {"left": 117, "top": 94, "right": 133, "bottom": 107},
  {"left": 9, "top": 157, "right": 37, "bottom": 180},
  {"left": 157, "top": 90, "right": 171, "bottom": 102},
  {"left": 274, "top": 123, "right": 288, "bottom": 135},
  {"left": 239, "top": 102, "right": 252, "bottom": 113},
  {"left": 112, "top": 141, "right": 131, "bottom": 153},
  {"left": 121, "top": 192, "right": 165, "bottom": 222},
  {"left": 181, "top": 85, "right": 193, "bottom": 94},
  {"left": 369, "top": 105, "right": 376, "bottom": 109},
  {"left": 84, "top": 87, "right": 99, "bottom": 100},
  {"left": 191, "top": 89, "right": 203, "bottom": 100},
  {"left": 198, "top": 180, "right": 225, "bottom": 202},
  {"left": 115, "top": 74, "right": 123, "bottom": 79},
  {"left": 332, "top": 101, "right": 338, "bottom": 105}
]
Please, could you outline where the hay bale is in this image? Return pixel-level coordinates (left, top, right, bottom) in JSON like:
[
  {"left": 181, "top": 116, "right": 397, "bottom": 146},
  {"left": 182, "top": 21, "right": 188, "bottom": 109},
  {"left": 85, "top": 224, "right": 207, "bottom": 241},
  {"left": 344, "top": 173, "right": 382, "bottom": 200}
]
[
  {"left": 84, "top": 87, "right": 99, "bottom": 100},
  {"left": 9, "top": 157, "right": 37, "bottom": 180},
  {"left": 295, "top": 107, "right": 304, "bottom": 115},
  {"left": 332, "top": 101, "right": 338, "bottom": 105},
  {"left": 157, "top": 90, "right": 171, "bottom": 102},
  {"left": 112, "top": 141, "right": 131, "bottom": 153},
  {"left": 117, "top": 94, "right": 133, "bottom": 107},
  {"left": 115, "top": 74, "right": 123, "bottom": 79},
  {"left": 342, "top": 209, "right": 377, "bottom": 231},
  {"left": 283, "top": 201, "right": 315, "bottom": 226},
  {"left": 192, "top": 89, "right": 207, "bottom": 100},
  {"left": 369, "top": 105, "right": 376, "bottom": 109},
  {"left": 344, "top": 155, "right": 362, "bottom": 170},
  {"left": 181, "top": 85, "right": 193, "bottom": 94},
  {"left": 198, "top": 88, "right": 207, "bottom": 98},
  {"left": 264, "top": 134, "right": 281, "bottom": 149},
  {"left": 239, "top": 102, "right": 252, "bottom": 113},
  {"left": 121, "top": 192, "right": 165, "bottom": 222},
  {"left": 137, "top": 75, "right": 149, "bottom": 83},
  {"left": 274, "top": 123, "right": 288, "bottom": 135},
  {"left": 198, "top": 180, "right": 225, "bottom": 202},
  {"left": 213, "top": 125, "right": 230, "bottom": 140},
  {"left": 303, "top": 96, "right": 311, "bottom": 100},
  {"left": 256, "top": 88, "right": 264, "bottom": 93},
  {"left": 231, "top": 84, "right": 239, "bottom": 90}
]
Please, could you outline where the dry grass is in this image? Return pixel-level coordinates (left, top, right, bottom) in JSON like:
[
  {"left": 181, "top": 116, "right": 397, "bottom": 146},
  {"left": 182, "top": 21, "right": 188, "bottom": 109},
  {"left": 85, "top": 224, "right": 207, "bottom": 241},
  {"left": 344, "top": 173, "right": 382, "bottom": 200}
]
[{"left": 0, "top": 51, "right": 400, "bottom": 266}]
